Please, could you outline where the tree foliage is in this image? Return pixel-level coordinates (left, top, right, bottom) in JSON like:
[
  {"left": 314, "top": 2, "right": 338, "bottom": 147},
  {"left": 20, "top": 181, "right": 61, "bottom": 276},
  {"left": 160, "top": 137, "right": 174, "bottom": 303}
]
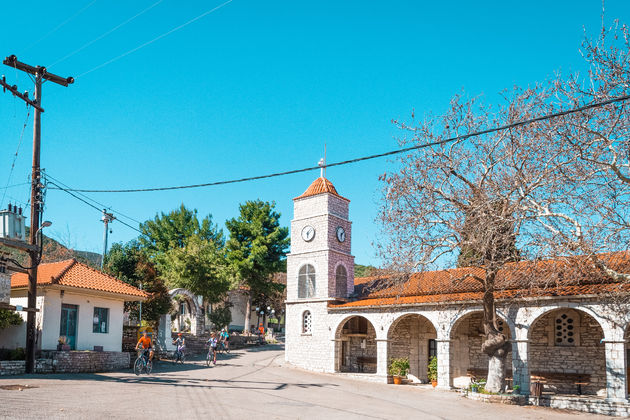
[
  {"left": 0, "top": 309, "right": 23, "bottom": 330},
  {"left": 103, "top": 241, "right": 171, "bottom": 325},
  {"left": 207, "top": 301, "right": 233, "bottom": 330},
  {"left": 139, "top": 204, "right": 230, "bottom": 303},
  {"left": 225, "top": 200, "right": 289, "bottom": 299}
]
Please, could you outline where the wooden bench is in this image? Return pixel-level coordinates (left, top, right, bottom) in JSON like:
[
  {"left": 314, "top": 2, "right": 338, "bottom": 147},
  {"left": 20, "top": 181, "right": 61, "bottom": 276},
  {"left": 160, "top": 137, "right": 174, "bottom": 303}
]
[
  {"left": 356, "top": 356, "right": 377, "bottom": 373},
  {"left": 530, "top": 372, "right": 591, "bottom": 395}
]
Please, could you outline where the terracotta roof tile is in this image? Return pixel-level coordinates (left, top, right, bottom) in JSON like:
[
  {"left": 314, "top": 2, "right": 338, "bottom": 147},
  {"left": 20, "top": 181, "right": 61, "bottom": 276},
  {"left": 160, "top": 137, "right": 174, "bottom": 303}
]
[
  {"left": 331, "top": 252, "right": 630, "bottom": 309},
  {"left": 11, "top": 259, "right": 147, "bottom": 299},
  {"left": 295, "top": 177, "right": 348, "bottom": 201}
]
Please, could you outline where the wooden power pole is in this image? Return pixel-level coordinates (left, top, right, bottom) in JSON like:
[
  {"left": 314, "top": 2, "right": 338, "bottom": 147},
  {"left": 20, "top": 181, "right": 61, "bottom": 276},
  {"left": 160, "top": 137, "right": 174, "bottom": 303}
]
[{"left": 2, "top": 55, "right": 73, "bottom": 373}]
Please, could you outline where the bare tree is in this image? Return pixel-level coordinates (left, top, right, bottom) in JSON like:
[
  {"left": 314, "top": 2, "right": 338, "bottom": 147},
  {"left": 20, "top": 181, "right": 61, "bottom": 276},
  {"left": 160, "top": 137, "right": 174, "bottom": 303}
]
[
  {"left": 378, "top": 87, "right": 582, "bottom": 392},
  {"left": 545, "top": 20, "right": 630, "bottom": 283}
]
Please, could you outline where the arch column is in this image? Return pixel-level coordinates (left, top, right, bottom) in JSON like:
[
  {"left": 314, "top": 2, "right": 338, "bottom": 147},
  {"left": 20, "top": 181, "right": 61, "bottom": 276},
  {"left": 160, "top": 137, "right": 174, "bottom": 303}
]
[
  {"left": 376, "top": 338, "right": 389, "bottom": 376},
  {"left": 604, "top": 339, "right": 627, "bottom": 402},
  {"left": 436, "top": 339, "right": 451, "bottom": 389},
  {"left": 511, "top": 339, "right": 529, "bottom": 395}
]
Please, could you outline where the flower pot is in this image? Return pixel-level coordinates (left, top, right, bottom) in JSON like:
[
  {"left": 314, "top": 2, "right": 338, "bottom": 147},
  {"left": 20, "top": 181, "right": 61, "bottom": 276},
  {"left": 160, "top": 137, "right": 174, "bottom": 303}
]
[
  {"left": 471, "top": 386, "right": 478, "bottom": 393},
  {"left": 393, "top": 376, "right": 403, "bottom": 385},
  {"left": 386, "top": 375, "right": 394, "bottom": 384},
  {"left": 431, "top": 380, "right": 437, "bottom": 388}
]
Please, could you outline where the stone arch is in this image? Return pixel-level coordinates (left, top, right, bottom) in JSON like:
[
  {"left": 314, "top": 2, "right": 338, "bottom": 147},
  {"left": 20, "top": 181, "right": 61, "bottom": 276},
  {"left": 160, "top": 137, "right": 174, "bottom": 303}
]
[
  {"left": 334, "top": 315, "right": 378, "bottom": 373},
  {"left": 445, "top": 308, "right": 516, "bottom": 340},
  {"left": 169, "top": 288, "right": 203, "bottom": 335},
  {"left": 524, "top": 303, "right": 610, "bottom": 340},
  {"left": 448, "top": 310, "right": 512, "bottom": 389},
  {"left": 387, "top": 313, "right": 438, "bottom": 382},
  {"left": 528, "top": 306, "right": 606, "bottom": 396}
]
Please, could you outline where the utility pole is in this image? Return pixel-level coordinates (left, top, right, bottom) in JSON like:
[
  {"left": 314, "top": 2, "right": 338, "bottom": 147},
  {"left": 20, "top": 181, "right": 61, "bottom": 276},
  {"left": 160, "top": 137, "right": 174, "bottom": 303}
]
[
  {"left": 100, "top": 210, "right": 114, "bottom": 269},
  {"left": 2, "top": 55, "right": 73, "bottom": 373}
]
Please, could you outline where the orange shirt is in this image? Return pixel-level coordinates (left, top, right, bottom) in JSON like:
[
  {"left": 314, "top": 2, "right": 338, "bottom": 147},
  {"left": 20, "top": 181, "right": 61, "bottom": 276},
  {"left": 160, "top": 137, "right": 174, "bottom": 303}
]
[{"left": 138, "top": 336, "right": 152, "bottom": 349}]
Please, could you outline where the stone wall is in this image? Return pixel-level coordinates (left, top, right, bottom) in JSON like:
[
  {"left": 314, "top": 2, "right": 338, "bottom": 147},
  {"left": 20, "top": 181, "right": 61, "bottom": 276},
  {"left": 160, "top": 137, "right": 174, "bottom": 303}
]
[
  {"left": 529, "top": 309, "right": 606, "bottom": 395},
  {"left": 388, "top": 315, "right": 436, "bottom": 380},
  {"left": 0, "top": 272, "right": 10, "bottom": 304},
  {"left": 0, "top": 351, "right": 130, "bottom": 375},
  {"left": 338, "top": 320, "right": 377, "bottom": 373}
]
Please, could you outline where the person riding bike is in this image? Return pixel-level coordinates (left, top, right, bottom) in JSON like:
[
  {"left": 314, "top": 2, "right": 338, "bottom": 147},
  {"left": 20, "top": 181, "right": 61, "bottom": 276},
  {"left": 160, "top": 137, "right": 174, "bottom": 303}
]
[
  {"left": 219, "top": 328, "right": 229, "bottom": 352},
  {"left": 172, "top": 333, "right": 186, "bottom": 360},
  {"left": 135, "top": 331, "right": 154, "bottom": 361},
  {"left": 207, "top": 332, "right": 218, "bottom": 365}
]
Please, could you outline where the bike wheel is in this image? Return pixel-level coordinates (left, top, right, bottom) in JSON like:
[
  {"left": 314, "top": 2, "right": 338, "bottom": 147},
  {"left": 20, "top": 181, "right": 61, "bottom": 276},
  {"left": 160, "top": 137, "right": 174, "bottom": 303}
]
[
  {"left": 133, "top": 357, "right": 143, "bottom": 376},
  {"left": 206, "top": 353, "right": 211, "bottom": 367},
  {"left": 225, "top": 345, "right": 230, "bottom": 354},
  {"left": 146, "top": 360, "right": 153, "bottom": 375},
  {"left": 180, "top": 353, "right": 185, "bottom": 364}
]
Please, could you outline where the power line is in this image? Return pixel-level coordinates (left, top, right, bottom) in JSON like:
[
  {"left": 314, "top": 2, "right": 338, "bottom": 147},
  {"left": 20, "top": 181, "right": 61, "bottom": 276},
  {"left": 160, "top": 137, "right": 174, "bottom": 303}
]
[
  {"left": 22, "top": 0, "right": 100, "bottom": 53},
  {"left": 50, "top": 94, "right": 630, "bottom": 194},
  {"left": 47, "top": 180, "right": 143, "bottom": 234},
  {"left": 48, "top": 0, "right": 165, "bottom": 69},
  {"left": 77, "top": 0, "right": 233, "bottom": 78},
  {"left": 43, "top": 173, "right": 143, "bottom": 225},
  {"left": 1, "top": 108, "right": 31, "bottom": 207}
]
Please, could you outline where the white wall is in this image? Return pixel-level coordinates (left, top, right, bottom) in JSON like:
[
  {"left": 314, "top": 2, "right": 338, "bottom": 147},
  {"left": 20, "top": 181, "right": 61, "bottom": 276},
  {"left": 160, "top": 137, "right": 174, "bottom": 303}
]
[{"left": 42, "top": 289, "right": 125, "bottom": 352}]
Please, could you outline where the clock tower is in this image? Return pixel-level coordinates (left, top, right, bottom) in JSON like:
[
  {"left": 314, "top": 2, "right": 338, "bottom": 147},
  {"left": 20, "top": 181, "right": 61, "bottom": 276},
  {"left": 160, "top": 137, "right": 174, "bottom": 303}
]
[{"left": 286, "top": 176, "right": 354, "bottom": 302}]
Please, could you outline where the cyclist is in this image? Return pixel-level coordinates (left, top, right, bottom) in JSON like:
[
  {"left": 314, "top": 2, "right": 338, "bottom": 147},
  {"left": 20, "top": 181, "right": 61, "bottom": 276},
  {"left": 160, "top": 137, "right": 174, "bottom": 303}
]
[
  {"left": 172, "top": 333, "right": 186, "bottom": 361},
  {"left": 219, "top": 328, "right": 229, "bottom": 352},
  {"left": 135, "top": 331, "right": 154, "bottom": 361},
  {"left": 207, "top": 332, "right": 218, "bottom": 365}
]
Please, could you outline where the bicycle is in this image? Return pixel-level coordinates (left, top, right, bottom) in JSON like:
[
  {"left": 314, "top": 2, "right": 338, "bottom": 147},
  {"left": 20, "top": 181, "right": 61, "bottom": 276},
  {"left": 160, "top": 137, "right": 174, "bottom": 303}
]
[
  {"left": 134, "top": 348, "right": 153, "bottom": 375},
  {"left": 205, "top": 345, "right": 217, "bottom": 367},
  {"left": 216, "top": 340, "right": 229, "bottom": 354},
  {"left": 173, "top": 345, "right": 186, "bottom": 364}
]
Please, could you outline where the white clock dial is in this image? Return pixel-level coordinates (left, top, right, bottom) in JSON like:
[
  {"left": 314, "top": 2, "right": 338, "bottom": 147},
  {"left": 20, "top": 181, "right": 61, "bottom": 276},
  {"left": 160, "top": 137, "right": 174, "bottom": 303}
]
[
  {"left": 336, "top": 226, "right": 346, "bottom": 242},
  {"left": 301, "top": 225, "right": 315, "bottom": 242}
]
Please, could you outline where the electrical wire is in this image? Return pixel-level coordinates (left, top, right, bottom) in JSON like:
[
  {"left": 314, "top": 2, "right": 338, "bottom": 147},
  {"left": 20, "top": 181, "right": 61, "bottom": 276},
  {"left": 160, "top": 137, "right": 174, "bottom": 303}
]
[
  {"left": 49, "top": 93, "right": 630, "bottom": 194},
  {"left": 77, "top": 0, "right": 233, "bottom": 78},
  {"left": 1, "top": 108, "right": 32, "bottom": 208},
  {"left": 48, "top": 0, "right": 165, "bottom": 69},
  {"left": 22, "top": 0, "right": 100, "bottom": 53},
  {"left": 43, "top": 173, "right": 143, "bottom": 225},
  {"left": 47, "top": 180, "right": 143, "bottom": 234}
]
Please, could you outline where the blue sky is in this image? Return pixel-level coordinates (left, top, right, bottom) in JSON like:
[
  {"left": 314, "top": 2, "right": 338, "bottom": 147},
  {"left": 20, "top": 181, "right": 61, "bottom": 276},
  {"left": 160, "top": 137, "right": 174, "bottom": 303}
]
[{"left": 0, "top": 1, "right": 628, "bottom": 266}]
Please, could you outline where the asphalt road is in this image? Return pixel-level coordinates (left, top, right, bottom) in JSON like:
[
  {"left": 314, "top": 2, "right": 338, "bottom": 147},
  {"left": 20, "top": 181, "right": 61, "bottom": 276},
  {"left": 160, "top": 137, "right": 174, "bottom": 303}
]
[{"left": 0, "top": 345, "right": 607, "bottom": 419}]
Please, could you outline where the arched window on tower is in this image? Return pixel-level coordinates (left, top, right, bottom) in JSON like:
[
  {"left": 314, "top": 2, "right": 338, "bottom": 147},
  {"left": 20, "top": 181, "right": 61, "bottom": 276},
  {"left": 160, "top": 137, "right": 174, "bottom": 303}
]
[
  {"left": 335, "top": 265, "right": 347, "bottom": 297},
  {"left": 298, "top": 264, "right": 316, "bottom": 298}
]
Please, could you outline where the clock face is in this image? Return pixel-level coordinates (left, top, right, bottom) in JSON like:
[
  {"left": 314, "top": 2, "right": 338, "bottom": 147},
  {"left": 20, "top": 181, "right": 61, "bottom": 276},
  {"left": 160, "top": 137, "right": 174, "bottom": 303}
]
[
  {"left": 301, "top": 225, "right": 315, "bottom": 242},
  {"left": 336, "top": 226, "right": 346, "bottom": 243}
]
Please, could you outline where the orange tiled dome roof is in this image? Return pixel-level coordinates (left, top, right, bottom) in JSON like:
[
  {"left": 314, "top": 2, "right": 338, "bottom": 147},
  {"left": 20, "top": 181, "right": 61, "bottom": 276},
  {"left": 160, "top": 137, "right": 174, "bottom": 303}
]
[{"left": 295, "top": 177, "right": 348, "bottom": 200}]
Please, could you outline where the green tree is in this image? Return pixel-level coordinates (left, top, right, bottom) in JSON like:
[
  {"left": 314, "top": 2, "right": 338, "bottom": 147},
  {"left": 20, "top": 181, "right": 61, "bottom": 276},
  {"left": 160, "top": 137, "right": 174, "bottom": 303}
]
[
  {"left": 103, "top": 241, "right": 171, "bottom": 326},
  {"left": 160, "top": 234, "right": 231, "bottom": 303},
  {"left": 225, "top": 200, "right": 289, "bottom": 332},
  {"left": 139, "top": 204, "right": 224, "bottom": 259},
  {"left": 0, "top": 309, "right": 22, "bottom": 329}
]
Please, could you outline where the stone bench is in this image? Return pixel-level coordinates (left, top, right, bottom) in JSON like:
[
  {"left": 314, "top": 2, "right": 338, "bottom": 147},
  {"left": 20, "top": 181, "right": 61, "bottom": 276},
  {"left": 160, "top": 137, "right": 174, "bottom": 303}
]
[{"left": 530, "top": 372, "right": 591, "bottom": 395}]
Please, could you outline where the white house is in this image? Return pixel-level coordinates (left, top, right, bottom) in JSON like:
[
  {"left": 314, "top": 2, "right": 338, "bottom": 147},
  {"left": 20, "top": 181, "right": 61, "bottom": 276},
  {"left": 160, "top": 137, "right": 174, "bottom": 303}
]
[{"left": 0, "top": 259, "right": 146, "bottom": 352}]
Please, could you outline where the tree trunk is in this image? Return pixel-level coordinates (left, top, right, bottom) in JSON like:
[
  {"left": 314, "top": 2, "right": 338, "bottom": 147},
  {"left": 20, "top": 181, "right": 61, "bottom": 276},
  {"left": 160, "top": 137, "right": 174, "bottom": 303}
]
[
  {"left": 481, "top": 270, "right": 511, "bottom": 393},
  {"left": 243, "top": 293, "right": 252, "bottom": 334}
]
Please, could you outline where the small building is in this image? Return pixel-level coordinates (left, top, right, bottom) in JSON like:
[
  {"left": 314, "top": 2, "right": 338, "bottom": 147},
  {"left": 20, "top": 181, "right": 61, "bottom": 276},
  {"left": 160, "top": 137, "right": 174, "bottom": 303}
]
[{"left": 0, "top": 259, "right": 146, "bottom": 352}]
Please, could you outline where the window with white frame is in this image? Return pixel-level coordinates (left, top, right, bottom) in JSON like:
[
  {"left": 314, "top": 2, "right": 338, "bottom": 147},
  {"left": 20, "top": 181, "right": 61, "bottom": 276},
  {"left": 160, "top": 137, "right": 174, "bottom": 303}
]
[
  {"left": 335, "top": 264, "right": 347, "bottom": 297},
  {"left": 93, "top": 307, "right": 109, "bottom": 333},
  {"left": 302, "top": 311, "right": 312, "bottom": 334},
  {"left": 298, "top": 264, "right": 316, "bottom": 298}
]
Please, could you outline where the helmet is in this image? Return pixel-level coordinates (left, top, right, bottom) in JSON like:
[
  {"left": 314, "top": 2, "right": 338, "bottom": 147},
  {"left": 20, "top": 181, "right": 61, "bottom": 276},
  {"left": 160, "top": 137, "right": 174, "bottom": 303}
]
[{"left": 178, "top": 333, "right": 182, "bottom": 336}]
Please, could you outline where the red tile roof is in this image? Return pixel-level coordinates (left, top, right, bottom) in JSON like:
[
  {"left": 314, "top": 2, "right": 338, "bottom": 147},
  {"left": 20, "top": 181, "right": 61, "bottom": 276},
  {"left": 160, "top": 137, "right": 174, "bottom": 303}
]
[
  {"left": 330, "top": 252, "right": 630, "bottom": 309},
  {"left": 11, "top": 259, "right": 147, "bottom": 300},
  {"left": 295, "top": 177, "right": 348, "bottom": 201}
]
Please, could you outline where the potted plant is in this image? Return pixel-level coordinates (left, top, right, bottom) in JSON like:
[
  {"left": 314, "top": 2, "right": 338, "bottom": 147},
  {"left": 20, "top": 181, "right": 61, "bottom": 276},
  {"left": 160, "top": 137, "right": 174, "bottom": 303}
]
[
  {"left": 428, "top": 356, "right": 438, "bottom": 387},
  {"left": 388, "top": 358, "right": 410, "bottom": 385}
]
